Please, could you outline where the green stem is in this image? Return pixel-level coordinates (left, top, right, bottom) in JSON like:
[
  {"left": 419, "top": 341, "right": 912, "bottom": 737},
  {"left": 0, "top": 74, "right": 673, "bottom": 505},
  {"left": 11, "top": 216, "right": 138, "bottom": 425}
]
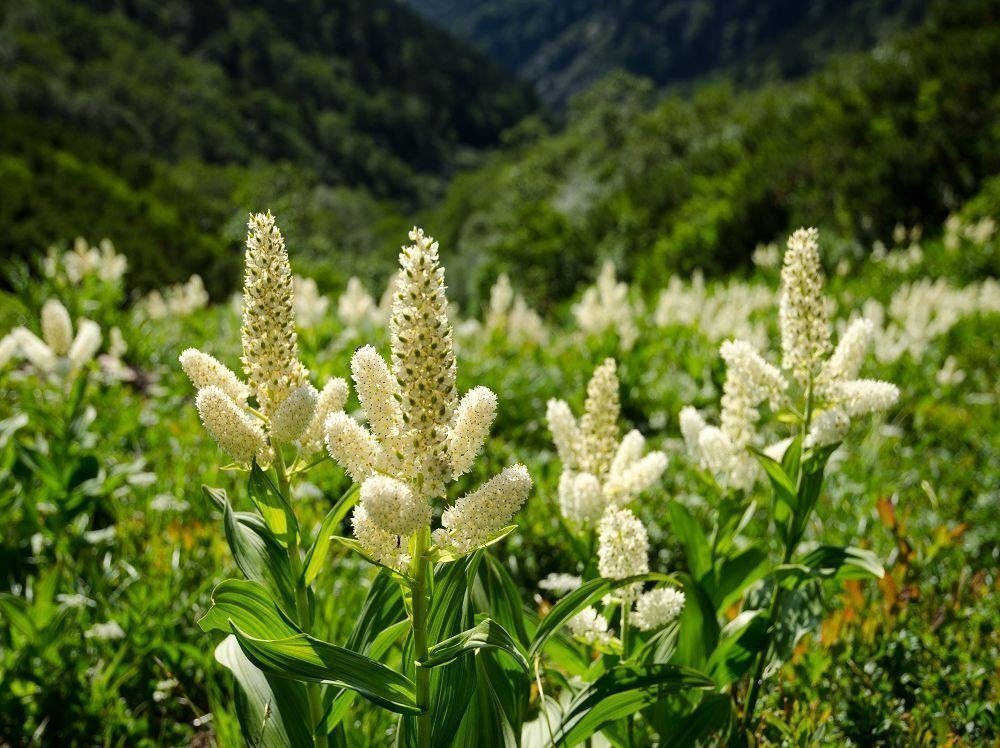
[
  {"left": 410, "top": 527, "right": 432, "bottom": 748},
  {"left": 274, "top": 449, "right": 327, "bottom": 748},
  {"left": 741, "top": 378, "right": 815, "bottom": 739},
  {"left": 622, "top": 603, "right": 636, "bottom": 743}
]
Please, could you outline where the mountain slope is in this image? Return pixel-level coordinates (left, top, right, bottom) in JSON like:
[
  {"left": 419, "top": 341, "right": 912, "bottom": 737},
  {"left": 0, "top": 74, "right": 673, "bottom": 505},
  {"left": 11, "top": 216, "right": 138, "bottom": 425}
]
[
  {"left": 424, "top": 0, "right": 999, "bottom": 305},
  {"left": 0, "top": 0, "right": 536, "bottom": 289},
  {"left": 407, "top": 0, "right": 931, "bottom": 106}
]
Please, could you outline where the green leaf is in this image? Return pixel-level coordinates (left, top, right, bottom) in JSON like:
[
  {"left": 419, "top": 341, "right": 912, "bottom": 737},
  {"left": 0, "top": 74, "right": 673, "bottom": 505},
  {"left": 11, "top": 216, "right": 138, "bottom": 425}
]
[
  {"left": 199, "top": 578, "right": 300, "bottom": 639},
  {"left": 248, "top": 461, "right": 298, "bottom": 547},
  {"left": 529, "top": 573, "right": 676, "bottom": 658},
  {"left": 473, "top": 553, "right": 530, "bottom": 646},
  {"left": 553, "top": 665, "right": 716, "bottom": 746},
  {"left": 231, "top": 625, "right": 420, "bottom": 715},
  {"left": 318, "top": 620, "right": 408, "bottom": 735},
  {"left": 673, "top": 574, "right": 720, "bottom": 670},
  {"left": 215, "top": 634, "right": 313, "bottom": 747},
  {"left": 753, "top": 449, "right": 797, "bottom": 513},
  {"left": 705, "top": 610, "right": 768, "bottom": 687},
  {"left": 302, "top": 485, "right": 359, "bottom": 585},
  {"left": 222, "top": 499, "right": 297, "bottom": 614},
  {"left": 668, "top": 501, "right": 711, "bottom": 582},
  {"left": 201, "top": 579, "right": 418, "bottom": 716},
  {"left": 776, "top": 545, "right": 884, "bottom": 586},
  {"left": 667, "top": 693, "right": 734, "bottom": 747},
  {"left": 420, "top": 618, "right": 529, "bottom": 673},
  {"left": 709, "top": 545, "right": 769, "bottom": 612}
]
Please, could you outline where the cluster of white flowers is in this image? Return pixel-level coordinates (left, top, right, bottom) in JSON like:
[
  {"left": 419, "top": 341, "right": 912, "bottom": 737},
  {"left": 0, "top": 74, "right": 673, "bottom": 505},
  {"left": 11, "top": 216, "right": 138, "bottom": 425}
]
[
  {"left": 654, "top": 272, "right": 772, "bottom": 349},
  {"left": 680, "top": 340, "right": 788, "bottom": 489},
  {"left": 547, "top": 359, "right": 668, "bottom": 525},
  {"left": 861, "top": 277, "right": 1000, "bottom": 362},
  {"left": 567, "top": 606, "right": 616, "bottom": 647},
  {"left": 43, "top": 237, "right": 128, "bottom": 286},
  {"left": 182, "top": 213, "right": 347, "bottom": 465},
  {"left": 538, "top": 572, "right": 583, "bottom": 596},
  {"left": 751, "top": 242, "right": 781, "bottom": 269},
  {"left": 1, "top": 299, "right": 103, "bottom": 376},
  {"left": 572, "top": 261, "right": 639, "bottom": 350},
  {"left": 293, "top": 276, "right": 329, "bottom": 328},
  {"left": 324, "top": 228, "right": 531, "bottom": 570},
  {"left": 632, "top": 587, "right": 686, "bottom": 631},
  {"left": 484, "top": 273, "right": 548, "bottom": 346},
  {"left": 681, "top": 228, "right": 900, "bottom": 487},
  {"left": 338, "top": 277, "right": 380, "bottom": 331},
  {"left": 944, "top": 213, "right": 996, "bottom": 251},
  {"left": 871, "top": 239, "right": 924, "bottom": 273},
  {"left": 597, "top": 506, "right": 649, "bottom": 584},
  {"left": 140, "top": 275, "right": 209, "bottom": 320}
]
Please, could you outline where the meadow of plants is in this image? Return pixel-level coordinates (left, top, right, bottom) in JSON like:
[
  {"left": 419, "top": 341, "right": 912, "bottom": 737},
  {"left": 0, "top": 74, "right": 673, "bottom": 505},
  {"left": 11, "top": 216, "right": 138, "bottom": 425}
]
[{"left": 0, "top": 197, "right": 997, "bottom": 746}]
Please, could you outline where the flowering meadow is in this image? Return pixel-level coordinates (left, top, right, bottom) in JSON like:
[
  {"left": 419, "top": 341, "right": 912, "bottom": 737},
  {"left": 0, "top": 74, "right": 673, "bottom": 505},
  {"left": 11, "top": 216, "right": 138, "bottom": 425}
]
[{"left": 0, "top": 211, "right": 997, "bottom": 746}]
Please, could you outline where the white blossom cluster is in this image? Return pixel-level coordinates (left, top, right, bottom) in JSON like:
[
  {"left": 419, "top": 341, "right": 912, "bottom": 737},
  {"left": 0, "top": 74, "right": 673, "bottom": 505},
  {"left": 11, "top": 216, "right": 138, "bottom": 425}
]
[
  {"left": 567, "top": 606, "right": 616, "bottom": 647},
  {"left": 861, "top": 277, "right": 1000, "bottom": 363},
  {"left": 181, "top": 213, "right": 347, "bottom": 465},
  {"left": 484, "top": 273, "right": 548, "bottom": 346},
  {"left": 338, "top": 277, "right": 380, "bottom": 331},
  {"left": 324, "top": 228, "right": 531, "bottom": 570},
  {"left": 1, "top": 299, "right": 103, "bottom": 376},
  {"left": 139, "top": 275, "right": 210, "bottom": 320},
  {"left": 43, "top": 237, "right": 127, "bottom": 286},
  {"left": 944, "top": 213, "right": 996, "bottom": 251},
  {"left": 631, "top": 587, "right": 686, "bottom": 631},
  {"left": 293, "top": 275, "right": 330, "bottom": 328},
  {"left": 538, "top": 572, "right": 583, "bottom": 596},
  {"left": 548, "top": 359, "right": 668, "bottom": 525},
  {"left": 654, "top": 272, "right": 772, "bottom": 349},
  {"left": 572, "top": 261, "right": 639, "bottom": 350},
  {"left": 681, "top": 228, "right": 900, "bottom": 488}
]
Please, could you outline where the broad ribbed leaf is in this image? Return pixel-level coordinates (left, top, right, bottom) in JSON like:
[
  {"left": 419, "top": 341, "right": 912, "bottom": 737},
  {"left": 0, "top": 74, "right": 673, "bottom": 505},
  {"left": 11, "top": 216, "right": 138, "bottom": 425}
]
[
  {"left": 231, "top": 625, "right": 420, "bottom": 715},
  {"left": 776, "top": 545, "right": 884, "bottom": 586},
  {"left": 420, "top": 618, "right": 529, "bottom": 672},
  {"left": 302, "top": 485, "right": 359, "bottom": 585},
  {"left": 710, "top": 545, "right": 769, "bottom": 612},
  {"left": 552, "top": 665, "right": 715, "bottom": 746},
  {"left": 529, "top": 573, "right": 676, "bottom": 658},
  {"left": 705, "top": 610, "right": 768, "bottom": 687},
  {"left": 667, "top": 693, "right": 734, "bottom": 747},
  {"left": 222, "top": 499, "right": 297, "bottom": 614},
  {"left": 474, "top": 553, "right": 530, "bottom": 646},
  {"left": 318, "top": 620, "right": 409, "bottom": 734},
  {"left": 330, "top": 536, "right": 413, "bottom": 586},
  {"left": 248, "top": 461, "right": 298, "bottom": 547},
  {"left": 673, "top": 574, "right": 719, "bottom": 670},
  {"left": 215, "top": 634, "right": 312, "bottom": 747},
  {"left": 199, "top": 578, "right": 300, "bottom": 639},
  {"left": 668, "top": 502, "right": 711, "bottom": 581}
]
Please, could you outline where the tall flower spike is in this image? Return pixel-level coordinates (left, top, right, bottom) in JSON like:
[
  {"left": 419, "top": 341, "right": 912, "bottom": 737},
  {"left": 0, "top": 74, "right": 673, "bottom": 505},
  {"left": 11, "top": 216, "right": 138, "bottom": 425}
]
[
  {"left": 389, "top": 227, "right": 457, "bottom": 498},
  {"left": 301, "top": 378, "right": 349, "bottom": 455},
  {"left": 440, "top": 464, "right": 532, "bottom": 553},
  {"left": 41, "top": 299, "right": 73, "bottom": 356},
  {"left": 324, "top": 412, "right": 382, "bottom": 484},
  {"left": 179, "top": 348, "right": 250, "bottom": 405},
  {"left": 820, "top": 318, "right": 875, "bottom": 386},
  {"left": 67, "top": 319, "right": 102, "bottom": 370},
  {"left": 779, "top": 227, "right": 831, "bottom": 382},
  {"left": 270, "top": 384, "right": 318, "bottom": 444},
  {"left": 559, "top": 471, "right": 605, "bottom": 526},
  {"left": 196, "top": 386, "right": 269, "bottom": 464},
  {"left": 12, "top": 328, "right": 56, "bottom": 372},
  {"left": 578, "top": 358, "right": 621, "bottom": 475},
  {"left": 351, "top": 504, "right": 410, "bottom": 572},
  {"left": 360, "top": 475, "right": 430, "bottom": 537},
  {"left": 241, "top": 212, "right": 309, "bottom": 416},
  {"left": 448, "top": 386, "right": 498, "bottom": 479},
  {"left": 597, "top": 506, "right": 649, "bottom": 583},
  {"left": 351, "top": 345, "right": 404, "bottom": 449},
  {"left": 546, "top": 399, "right": 581, "bottom": 468}
]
